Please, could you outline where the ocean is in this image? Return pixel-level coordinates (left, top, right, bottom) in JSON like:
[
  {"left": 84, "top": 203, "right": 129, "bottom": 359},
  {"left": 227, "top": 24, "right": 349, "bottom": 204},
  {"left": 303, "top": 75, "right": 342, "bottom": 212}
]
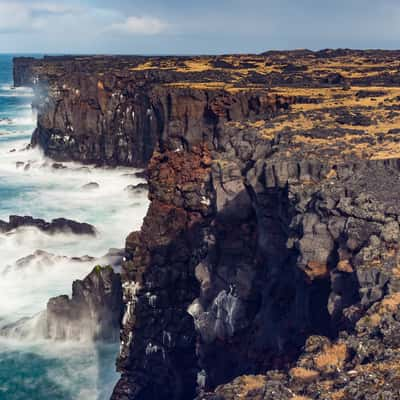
[{"left": 0, "top": 55, "right": 149, "bottom": 399}]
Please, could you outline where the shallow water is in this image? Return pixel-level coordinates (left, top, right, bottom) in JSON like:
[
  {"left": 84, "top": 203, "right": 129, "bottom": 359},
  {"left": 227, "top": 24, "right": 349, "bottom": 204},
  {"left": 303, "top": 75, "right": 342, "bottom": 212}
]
[{"left": 0, "top": 55, "right": 148, "bottom": 399}]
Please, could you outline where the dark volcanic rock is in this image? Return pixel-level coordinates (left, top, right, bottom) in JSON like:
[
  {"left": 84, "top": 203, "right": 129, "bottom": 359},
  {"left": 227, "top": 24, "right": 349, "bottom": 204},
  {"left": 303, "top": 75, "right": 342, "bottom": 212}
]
[
  {"left": 29, "top": 86, "right": 292, "bottom": 167},
  {"left": 47, "top": 265, "right": 123, "bottom": 341},
  {"left": 133, "top": 170, "right": 147, "bottom": 179},
  {"left": 335, "top": 110, "right": 373, "bottom": 126},
  {"left": 1, "top": 266, "right": 124, "bottom": 342},
  {"left": 356, "top": 89, "right": 387, "bottom": 98},
  {"left": 12, "top": 250, "right": 94, "bottom": 270},
  {"left": 81, "top": 182, "right": 100, "bottom": 190},
  {"left": 124, "top": 183, "right": 149, "bottom": 195},
  {"left": 51, "top": 162, "right": 67, "bottom": 170},
  {"left": 0, "top": 215, "right": 96, "bottom": 236},
  {"left": 14, "top": 55, "right": 294, "bottom": 167},
  {"left": 112, "top": 126, "right": 400, "bottom": 400}
]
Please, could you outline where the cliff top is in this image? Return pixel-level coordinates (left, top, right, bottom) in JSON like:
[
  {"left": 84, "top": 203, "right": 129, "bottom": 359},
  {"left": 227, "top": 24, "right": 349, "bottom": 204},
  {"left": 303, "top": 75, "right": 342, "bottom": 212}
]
[
  {"left": 14, "top": 50, "right": 400, "bottom": 87},
  {"left": 14, "top": 50, "right": 400, "bottom": 165}
]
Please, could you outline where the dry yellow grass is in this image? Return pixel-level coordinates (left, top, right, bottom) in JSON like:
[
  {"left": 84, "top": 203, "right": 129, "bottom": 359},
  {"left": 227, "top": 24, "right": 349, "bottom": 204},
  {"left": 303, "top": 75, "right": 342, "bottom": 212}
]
[
  {"left": 163, "top": 81, "right": 228, "bottom": 90},
  {"left": 378, "top": 292, "right": 400, "bottom": 314},
  {"left": 175, "top": 59, "right": 211, "bottom": 73},
  {"left": 330, "top": 390, "right": 346, "bottom": 400},
  {"left": 290, "top": 367, "right": 320, "bottom": 382},
  {"left": 264, "top": 84, "right": 400, "bottom": 163},
  {"left": 357, "top": 294, "right": 400, "bottom": 330},
  {"left": 336, "top": 260, "right": 353, "bottom": 273},
  {"left": 305, "top": 261, "right": 329, "bottom": 280},
  {"left": 292, "top": 396, "right": 313, "bottom": 400},
  {"left": 314, "top": 343, "right": 348, "bottom": 372},
  {"left": 239, "top": 375, "right": 267, "bottom": 393}
]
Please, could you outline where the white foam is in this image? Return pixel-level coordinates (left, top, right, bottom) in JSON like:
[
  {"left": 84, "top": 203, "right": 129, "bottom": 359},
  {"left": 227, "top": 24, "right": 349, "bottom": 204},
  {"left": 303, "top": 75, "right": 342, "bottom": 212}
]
[
  {"left": 0, "top": 338, "right": 120, "bottom": 400},
  {"left": 0, "top": 84, "right": 34, "bottom": 98},
  {"left": 0, "top": 116, "right": 36, "bottom": 126},
  {"left": 0, "top": 92, "right": 34, "bottom": 98},
  {"left": 0, "top": 142, "right": 149, "bottom": 320},
  {"left": 0, "top": 95, "right": 146, "bottom": 397}
]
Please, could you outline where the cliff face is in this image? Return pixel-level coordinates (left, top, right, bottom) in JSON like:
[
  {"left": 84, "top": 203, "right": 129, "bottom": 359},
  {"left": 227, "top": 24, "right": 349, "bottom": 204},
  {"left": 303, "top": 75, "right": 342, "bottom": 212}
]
[
  {"left": 32, "top": 83, "right": 291, "bottom": 167},
  {"left": 14, "top": 51, "right": 400, "bottom": 400},
  {"left": 113, "top": 134, "right": 400, "bottom": 399},
  {"left": 14, "top": 55, "right": 292, "bottom": 167}
]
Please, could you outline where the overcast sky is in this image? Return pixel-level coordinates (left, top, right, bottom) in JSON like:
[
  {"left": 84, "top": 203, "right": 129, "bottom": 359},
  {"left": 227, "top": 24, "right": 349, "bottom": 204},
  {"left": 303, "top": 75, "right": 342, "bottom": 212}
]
[{"left": 1, "top": 0, "right": 400, "bottom": 54}]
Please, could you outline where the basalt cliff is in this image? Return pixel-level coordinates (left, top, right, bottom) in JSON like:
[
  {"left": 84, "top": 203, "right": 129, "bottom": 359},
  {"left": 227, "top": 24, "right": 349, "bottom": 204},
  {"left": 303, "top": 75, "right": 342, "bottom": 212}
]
[{"left": 14, "top": 50, "right": 400, "bottom": 400}]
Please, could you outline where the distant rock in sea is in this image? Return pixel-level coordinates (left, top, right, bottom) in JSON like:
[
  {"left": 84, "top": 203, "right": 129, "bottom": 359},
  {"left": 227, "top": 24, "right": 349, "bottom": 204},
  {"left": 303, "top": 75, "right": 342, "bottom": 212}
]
[
  {"left": 0, "top": 215, "right": 97, "bottom": 236},
  {"left": 1, "top": 265, "right": 123, "bottom": 342}
]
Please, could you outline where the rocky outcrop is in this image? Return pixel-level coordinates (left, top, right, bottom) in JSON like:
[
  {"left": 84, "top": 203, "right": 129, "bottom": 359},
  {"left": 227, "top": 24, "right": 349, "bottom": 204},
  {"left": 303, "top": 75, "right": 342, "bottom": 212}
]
[
  {"left": 0, "top": 215, "right": 96, "bottom": 236},
  {"left": 1, "top": 265, "right": 123, "bottom": 342},
  {"left": 15, "top": 50, "right": 400, "bottom": 168},
  {"left": 47, "top": 265, "right": 123, "bottom": 341}
]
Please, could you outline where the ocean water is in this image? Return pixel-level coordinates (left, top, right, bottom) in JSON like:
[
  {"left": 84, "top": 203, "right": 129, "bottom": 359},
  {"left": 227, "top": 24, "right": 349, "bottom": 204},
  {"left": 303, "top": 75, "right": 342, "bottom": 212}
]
[{"left": 0, "top": 55, "right": 149, "bottom": 399}]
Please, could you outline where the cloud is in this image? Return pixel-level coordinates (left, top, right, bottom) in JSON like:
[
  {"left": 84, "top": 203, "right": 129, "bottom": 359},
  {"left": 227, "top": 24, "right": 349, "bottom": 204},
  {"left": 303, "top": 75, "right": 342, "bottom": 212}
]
[
  {"left": 30, "top": 2, "right": 82, "bottom": 15},
  {"left": 0, "top": 1, "right": 168, "bottom": 38},
  {"left": 107, "top": 16, "right": 168, "bottom": 35},
  {"left": 0, "top": 2, "right": 32, "bottom": 33},
  {"left": 0, "top": 1, "right": 79, "bottom": 33}
]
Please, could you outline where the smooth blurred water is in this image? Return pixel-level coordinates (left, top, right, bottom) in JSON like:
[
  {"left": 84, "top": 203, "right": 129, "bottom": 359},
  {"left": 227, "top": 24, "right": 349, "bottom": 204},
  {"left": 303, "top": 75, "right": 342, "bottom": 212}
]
[{"left": 0, "top": 55, "right": 148, "bottom": 399}]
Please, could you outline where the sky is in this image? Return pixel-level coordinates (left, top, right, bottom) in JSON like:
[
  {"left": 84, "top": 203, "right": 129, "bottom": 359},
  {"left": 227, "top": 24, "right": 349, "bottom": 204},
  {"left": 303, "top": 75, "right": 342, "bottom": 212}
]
[{"left": 1, "top": 0, "right": 400, "bottom": 54}]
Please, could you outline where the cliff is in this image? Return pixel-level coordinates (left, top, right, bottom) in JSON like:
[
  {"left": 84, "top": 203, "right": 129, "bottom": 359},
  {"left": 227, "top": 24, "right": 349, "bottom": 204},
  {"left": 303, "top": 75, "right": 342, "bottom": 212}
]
[{"left": 14, "top": 51, "right": 400, "bottom": 400}]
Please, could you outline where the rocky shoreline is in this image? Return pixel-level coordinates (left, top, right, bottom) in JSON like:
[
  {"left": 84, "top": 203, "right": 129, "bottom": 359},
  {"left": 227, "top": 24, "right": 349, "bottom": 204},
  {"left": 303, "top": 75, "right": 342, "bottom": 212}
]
[{"left": 14, "top": 50, "right": 400, "bottom": 400}]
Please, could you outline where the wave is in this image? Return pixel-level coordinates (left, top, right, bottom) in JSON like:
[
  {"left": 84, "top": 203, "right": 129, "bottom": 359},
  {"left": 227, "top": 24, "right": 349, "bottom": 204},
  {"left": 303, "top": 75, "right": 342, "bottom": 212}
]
[
  {"left": 0, "top": 116, "right": 36, "bottom": 126},
  {"left": 0, "top": 338, "right": 120, "bottom": 400},
  {"left": 0, "top": 84, "right": 34, "bottom": 94},
  {"left": 16, "top": 103, "right": 33, "bottom": 110},
  {"left": 0, "top": 92, "right": 34, "bottom": 98},
  {"left": 0, "top": 129, "right": 33, "bottom": 137}
]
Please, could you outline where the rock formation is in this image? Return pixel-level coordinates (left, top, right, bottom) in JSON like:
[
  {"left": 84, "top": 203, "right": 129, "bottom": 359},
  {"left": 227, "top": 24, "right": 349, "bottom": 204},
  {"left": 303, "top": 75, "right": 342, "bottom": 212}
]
[
  {"left": 0, "top": 215, "right": 96, "bottom": 236},
  {"left": 1, "top": 265, "right": 123, "bottom": 342},
  {"left": 14, "top": 50, "right": 400, "bottom": 400},
  {"left": 47, "top": 265, "right": 123, "bottom": 341}
]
